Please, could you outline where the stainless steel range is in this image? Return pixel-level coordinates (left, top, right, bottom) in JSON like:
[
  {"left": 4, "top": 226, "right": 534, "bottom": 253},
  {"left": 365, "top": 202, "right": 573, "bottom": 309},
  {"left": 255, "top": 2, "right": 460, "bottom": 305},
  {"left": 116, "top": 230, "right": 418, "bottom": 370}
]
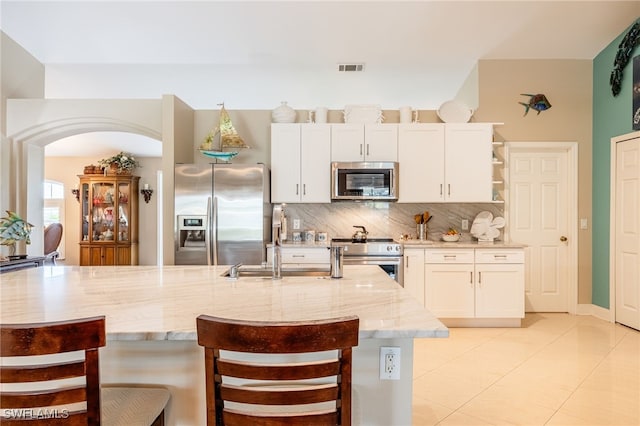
[{"left": 331, "top": 237, "right": 404, "bottom": 286}]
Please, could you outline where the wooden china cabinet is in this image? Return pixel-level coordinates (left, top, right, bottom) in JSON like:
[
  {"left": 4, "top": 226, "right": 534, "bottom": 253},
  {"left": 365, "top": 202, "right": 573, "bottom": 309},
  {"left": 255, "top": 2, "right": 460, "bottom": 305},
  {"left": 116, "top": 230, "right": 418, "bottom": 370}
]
[{"left": 78, "top": 174, "right": 140, "bottom": 265}]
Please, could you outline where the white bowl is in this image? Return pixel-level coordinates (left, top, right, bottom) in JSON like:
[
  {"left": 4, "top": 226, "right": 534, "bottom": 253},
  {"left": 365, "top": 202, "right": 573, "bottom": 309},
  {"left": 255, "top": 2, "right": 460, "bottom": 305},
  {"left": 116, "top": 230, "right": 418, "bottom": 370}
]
[{"left": 442, "top": 233, "right": 460, "bottom": 242}]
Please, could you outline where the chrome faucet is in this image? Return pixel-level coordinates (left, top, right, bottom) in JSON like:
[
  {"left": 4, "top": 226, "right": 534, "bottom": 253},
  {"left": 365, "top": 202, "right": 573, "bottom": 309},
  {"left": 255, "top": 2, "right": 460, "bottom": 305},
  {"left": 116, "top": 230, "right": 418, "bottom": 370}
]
[
  {"left": 228, "top": 262, "right": 243, "bottom": 279},
  {"left": 271, "top": 204, "right": 284, "bottom": 280}
]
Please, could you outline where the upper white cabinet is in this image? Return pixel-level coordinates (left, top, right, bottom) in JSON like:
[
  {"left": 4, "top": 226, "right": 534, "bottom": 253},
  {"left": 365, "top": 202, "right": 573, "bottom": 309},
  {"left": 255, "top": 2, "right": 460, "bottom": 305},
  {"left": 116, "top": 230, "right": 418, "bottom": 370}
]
[
  {"left": 331, "top": 124, "right": 398, "bottom": 162},
  {"left": 398, "top": 124, "right": 445, "bottom": 202},
  {"left": 445, "top": 124, "right": 493, "bottom": 202},
  {"left": 271, "top": 124, "right": 331, "bottom": 203},
  {"left": 398, "top": 123, "right": 495, "bottom": 203}
]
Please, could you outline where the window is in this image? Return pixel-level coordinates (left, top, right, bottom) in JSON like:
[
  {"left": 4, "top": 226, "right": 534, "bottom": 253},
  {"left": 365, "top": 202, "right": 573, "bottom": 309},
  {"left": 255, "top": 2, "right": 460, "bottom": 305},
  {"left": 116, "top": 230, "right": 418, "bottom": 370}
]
[{"left": 43, "top": 180, "right": 65, "bottom": 259}]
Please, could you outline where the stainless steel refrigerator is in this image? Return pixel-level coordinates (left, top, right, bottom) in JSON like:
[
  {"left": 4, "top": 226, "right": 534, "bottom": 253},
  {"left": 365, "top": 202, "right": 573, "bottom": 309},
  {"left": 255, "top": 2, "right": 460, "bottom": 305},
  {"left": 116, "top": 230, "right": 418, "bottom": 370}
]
[{"left": 174, "top": 163, "right": 271, "bottom": 265}]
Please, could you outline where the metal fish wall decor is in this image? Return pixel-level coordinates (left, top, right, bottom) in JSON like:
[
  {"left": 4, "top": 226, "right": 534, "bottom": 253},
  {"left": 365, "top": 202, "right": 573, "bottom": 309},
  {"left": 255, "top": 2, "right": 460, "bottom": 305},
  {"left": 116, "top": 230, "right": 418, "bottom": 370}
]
[{"left": 519, "top": 93, "right": 552, "bottom": 116}]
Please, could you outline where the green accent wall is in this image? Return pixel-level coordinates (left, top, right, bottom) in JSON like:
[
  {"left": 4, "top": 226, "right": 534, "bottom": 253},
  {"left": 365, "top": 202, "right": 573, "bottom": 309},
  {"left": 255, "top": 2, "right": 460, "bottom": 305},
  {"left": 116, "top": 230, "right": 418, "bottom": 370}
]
[{"left": 592, "top": 20, "right": 639, "bottom": 308}]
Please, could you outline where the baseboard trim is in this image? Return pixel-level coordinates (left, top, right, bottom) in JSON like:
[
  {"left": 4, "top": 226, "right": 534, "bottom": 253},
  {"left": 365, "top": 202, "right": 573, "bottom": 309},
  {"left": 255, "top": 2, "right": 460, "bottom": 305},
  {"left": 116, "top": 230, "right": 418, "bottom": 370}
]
[
  {"left": 577, "top": 303, "right": 613, "bottom": 322},
  {"left": 439, "top": 318, "right": 522, "bottom": 328}
]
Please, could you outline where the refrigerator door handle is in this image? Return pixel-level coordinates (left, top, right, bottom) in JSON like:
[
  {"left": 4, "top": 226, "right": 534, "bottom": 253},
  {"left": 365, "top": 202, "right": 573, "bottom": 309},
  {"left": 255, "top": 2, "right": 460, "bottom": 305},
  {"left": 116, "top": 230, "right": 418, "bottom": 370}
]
[
  {"left": 212, "top": 196, "right": 219, "bottom": 265},
  {"left": 206, "top": 196, "right": 212, "bottom": 266}
]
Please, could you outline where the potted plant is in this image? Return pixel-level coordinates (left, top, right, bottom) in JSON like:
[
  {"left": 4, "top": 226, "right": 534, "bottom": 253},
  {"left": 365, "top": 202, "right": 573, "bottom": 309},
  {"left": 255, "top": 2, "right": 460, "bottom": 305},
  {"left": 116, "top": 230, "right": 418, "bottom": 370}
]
[
  {"left": 0, "top": 210, "right": 33, "bottom": 259},
  {"left": 98, "top": 151, "right": 141, "bottom": 174}
]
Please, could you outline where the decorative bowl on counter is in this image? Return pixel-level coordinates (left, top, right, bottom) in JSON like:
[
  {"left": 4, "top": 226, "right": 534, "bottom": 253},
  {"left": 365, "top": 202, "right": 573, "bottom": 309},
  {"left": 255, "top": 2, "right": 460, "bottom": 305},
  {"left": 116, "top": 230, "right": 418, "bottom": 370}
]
[{"left": 442, "top": 233, "right": 460, "bottom": 242}]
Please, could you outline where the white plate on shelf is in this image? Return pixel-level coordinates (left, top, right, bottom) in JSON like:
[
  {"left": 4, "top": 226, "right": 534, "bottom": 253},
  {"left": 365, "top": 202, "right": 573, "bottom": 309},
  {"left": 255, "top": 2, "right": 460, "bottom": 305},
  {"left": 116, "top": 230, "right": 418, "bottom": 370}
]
[
  {"left": 437, "top": 100, "right": 474, "bottom": 123},
  {"left": 343, "top": 105, "right": 383, "bottom": 123}
]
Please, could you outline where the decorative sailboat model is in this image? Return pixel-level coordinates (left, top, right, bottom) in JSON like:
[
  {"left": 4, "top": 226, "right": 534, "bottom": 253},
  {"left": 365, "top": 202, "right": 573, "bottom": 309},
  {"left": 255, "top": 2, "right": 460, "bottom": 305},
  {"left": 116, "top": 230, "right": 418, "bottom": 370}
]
[{"left": 199, "top": 103, "right": 249, "bottom": 161}]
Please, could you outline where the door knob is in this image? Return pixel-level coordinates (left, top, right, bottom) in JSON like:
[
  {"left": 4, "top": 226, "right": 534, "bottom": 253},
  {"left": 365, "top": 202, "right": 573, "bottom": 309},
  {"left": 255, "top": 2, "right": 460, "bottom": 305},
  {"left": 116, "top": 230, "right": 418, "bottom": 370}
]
[{"left": 560, "top": 236, "right": 567, "bottom": 242}]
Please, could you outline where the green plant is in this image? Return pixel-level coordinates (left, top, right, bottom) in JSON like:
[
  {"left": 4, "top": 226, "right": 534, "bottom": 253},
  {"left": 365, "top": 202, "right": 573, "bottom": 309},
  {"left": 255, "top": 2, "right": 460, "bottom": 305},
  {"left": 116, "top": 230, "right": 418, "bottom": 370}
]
[
  {"left": 98, "top": 151, "right": 141, "bottom": 173},
  {"left": 0, "top": 211, "right": 33, "bottom": 254}
]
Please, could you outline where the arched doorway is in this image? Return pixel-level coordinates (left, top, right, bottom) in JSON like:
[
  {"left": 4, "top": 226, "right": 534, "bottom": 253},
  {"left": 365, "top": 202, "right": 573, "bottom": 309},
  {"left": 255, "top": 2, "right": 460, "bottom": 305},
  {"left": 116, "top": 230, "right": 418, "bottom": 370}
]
[
  {"left": 7, "top": 115, "right": 162, "bottom": 258},
  {"left": 44, "top": 131, "right": 162, "bottom": 265}
]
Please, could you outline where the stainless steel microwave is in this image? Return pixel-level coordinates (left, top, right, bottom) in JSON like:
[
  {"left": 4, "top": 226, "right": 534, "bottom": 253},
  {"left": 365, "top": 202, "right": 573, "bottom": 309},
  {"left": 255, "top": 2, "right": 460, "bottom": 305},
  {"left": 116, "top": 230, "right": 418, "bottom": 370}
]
[{"left": 331, "top": 162, "right": 399, "bottom": 201}]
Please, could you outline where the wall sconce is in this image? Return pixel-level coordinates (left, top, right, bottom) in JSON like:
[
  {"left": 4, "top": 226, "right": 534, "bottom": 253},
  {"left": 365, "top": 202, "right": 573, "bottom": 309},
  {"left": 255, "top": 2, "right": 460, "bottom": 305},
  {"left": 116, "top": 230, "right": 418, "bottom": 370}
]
[
  {"left": 140, "top": 185, "right": 153, "bottom": 204},
  {"left": 71, "top": 188, "right": 80, "bottom": 202}
]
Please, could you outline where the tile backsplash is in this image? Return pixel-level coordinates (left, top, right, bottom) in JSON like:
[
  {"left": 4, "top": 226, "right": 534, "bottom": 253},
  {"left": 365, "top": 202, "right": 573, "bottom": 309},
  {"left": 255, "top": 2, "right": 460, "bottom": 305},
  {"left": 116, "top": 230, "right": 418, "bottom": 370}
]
[{"left": 281, "top": 202, "right": 505, "bottom": 242}]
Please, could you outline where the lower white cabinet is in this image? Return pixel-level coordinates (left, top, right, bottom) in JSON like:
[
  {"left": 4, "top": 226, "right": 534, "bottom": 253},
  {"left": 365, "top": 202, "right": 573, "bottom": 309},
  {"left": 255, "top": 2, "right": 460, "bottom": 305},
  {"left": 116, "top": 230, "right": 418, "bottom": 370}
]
[
  {"left": 267, "top": 245, "right": 330, "bottom": 267},
  {"left": 403, "top": 248, "right": 425, "bottom": 305},
  {"left": 404, "top": 246, "right": 525, "bottom": 326}
]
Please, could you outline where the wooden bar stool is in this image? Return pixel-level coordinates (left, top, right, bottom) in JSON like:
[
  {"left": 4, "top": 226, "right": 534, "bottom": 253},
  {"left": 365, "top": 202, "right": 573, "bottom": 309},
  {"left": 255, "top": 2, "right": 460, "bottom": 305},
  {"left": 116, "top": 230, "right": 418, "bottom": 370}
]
[
  {"left": 196, "top": 314, "right": 359, "bottom": 426},
  {"left": 0, "top": 316, "right": 170, "bottom": 425}
]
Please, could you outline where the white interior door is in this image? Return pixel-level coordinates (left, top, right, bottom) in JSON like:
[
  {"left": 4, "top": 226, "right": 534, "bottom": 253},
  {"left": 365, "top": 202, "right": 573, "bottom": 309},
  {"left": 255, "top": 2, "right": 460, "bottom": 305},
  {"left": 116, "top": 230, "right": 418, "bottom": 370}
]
[
  {"left": 509, "top": 147, "right": 571, "bottom": 312},
  {"left": 614, "top": 137, "right": 640, "bottom": 330}
]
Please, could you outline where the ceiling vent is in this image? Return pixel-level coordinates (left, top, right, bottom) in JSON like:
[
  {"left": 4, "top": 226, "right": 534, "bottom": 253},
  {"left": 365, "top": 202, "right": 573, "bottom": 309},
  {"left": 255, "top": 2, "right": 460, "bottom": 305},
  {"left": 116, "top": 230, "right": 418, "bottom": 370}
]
[{"left": 338, "top": 63, "right": 364, "bottom": 72}]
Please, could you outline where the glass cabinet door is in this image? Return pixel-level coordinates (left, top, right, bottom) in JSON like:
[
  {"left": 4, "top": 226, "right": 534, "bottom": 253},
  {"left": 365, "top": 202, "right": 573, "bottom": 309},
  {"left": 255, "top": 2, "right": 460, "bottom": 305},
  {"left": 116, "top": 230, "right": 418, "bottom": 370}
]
[
  {"left": 117, "top": 182, "right": 130, "bottom": 242},
  {"left": 91, "top": 182, "right": 116, "bottom": 242},
  {"left": 81, "top": 183, "right": 89, "bottom": 241}
]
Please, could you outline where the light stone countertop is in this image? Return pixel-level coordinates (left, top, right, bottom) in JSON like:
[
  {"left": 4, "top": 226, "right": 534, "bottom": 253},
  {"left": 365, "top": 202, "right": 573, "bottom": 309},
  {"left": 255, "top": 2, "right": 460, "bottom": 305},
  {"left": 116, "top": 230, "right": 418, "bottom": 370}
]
[
  {"left": 0, "top": 265, "right": 448, "bottom": 341},
  {"left": 400, "top": 239, "right": 526, "bottom": 248}
]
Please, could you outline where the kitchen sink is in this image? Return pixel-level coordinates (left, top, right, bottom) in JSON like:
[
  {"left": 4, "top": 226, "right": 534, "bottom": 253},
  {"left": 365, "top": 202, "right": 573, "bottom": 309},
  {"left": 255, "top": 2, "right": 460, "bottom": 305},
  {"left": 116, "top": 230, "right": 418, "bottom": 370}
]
[{"left": 221, "top": 264, "right": 331, "bottom": 278}]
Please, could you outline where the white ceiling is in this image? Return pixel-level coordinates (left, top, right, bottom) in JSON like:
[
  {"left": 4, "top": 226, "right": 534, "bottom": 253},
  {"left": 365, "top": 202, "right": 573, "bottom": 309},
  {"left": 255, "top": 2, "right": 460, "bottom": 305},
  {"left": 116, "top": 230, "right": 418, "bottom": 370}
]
[{"left": 1, "top": 0, "right": 638, "bottom": 157}]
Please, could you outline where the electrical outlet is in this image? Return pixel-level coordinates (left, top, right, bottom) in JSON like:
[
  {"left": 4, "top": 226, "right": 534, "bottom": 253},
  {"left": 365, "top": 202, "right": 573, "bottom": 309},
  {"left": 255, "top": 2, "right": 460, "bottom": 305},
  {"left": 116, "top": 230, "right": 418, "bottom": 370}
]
[
  {"left": 461, "top": 219, "right": 469, "bottom": 231},
  {"left": 293, "top": 219, "right": 301, "bottom": 230},
  {"left": 379, "top": 346, "right": 401, "bottom": 380}
]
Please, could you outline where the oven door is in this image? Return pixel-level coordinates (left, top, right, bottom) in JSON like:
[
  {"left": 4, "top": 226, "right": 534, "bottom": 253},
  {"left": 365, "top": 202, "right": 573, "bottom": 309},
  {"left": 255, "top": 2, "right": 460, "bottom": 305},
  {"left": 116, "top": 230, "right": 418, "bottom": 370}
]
[{"left": 343, "top": 255, "right": 404, "bottom": 286}]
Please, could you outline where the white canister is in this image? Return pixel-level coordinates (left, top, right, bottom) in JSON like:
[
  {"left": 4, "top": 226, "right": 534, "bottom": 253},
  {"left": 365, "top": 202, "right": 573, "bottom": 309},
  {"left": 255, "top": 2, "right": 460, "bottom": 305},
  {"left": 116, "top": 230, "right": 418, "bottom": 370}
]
[
  {"left": 399, "top": 106, "right": 412, "bottom": 123},
  {"left": 304, "top": 230, "right": 316, "bottom": 243},
  {"left": 314, "top": 107, "right": 328, "bottom": 123}
]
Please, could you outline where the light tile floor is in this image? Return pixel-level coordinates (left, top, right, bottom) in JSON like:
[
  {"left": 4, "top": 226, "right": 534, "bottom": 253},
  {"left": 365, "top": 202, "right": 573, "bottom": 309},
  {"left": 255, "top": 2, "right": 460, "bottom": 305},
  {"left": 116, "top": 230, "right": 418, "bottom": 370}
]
[{"left": 413, "top": 313, "right": 640, "bottom": 425}]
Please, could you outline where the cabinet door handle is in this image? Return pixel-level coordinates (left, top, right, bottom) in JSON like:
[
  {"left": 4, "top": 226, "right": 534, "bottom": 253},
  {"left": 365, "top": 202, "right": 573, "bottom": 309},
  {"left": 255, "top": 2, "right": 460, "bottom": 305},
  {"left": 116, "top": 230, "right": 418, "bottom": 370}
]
[
  {"left": 448, "top": 184, "right": 451, "bottom": 196},
  {"left": 444, "top": 255, "right": 457, "bottom": 260},
  {"left": 478, "top": 271, "right": 482, "bottom": 286},
  {"left": 366, "top": 144, "right": 370, "bottom": 156},
  {"left": 296, "top": 184, "right": 299, "bottom": 195},
  {"left": 440, "top": 184, "right": 443, "bottom": 196},
  {"left": 406, "top": 257, "right": 410, "bottom": 268},
  {"left": 292, "top": 254, "right": 305, "bottom": 258},
  {"left": 360, "top": 144, "right": 363, "bottom": 156},
  {"left": 470, "top": 271, "right": 473, "bottom": 285},
  {"left": 494, "top": 255, "right": 507, "bottom": 260},
  {"left": 303, "top": 184, "right": 306, "bottom": 195}
]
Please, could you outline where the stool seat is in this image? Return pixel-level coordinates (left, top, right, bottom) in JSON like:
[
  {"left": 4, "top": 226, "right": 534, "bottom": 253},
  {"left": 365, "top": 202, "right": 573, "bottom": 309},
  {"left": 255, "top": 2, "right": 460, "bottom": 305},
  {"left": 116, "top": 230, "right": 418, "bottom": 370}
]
[
  {"left": 102, "top": 386, "right": 171, "bottom": 426},
  {"left": 0, "top": 316, "right": 170, "bottom": 426}
]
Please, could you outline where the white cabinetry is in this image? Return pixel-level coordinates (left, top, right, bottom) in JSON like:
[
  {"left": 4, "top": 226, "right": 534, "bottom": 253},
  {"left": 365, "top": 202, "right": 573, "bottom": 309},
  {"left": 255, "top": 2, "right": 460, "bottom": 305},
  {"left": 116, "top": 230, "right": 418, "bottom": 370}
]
[
  {"left": 331, "top": 124, "right": 398, "bottom": 162},
  {"left": 424, "top": 249, "right": 476, "bottom": 317},
  {"left": 267, "top": 245, "right": 330, "bottom": 267},
  {"left": 403, "top": 248, "right": 425, "bottom": 305},
  {"left": 397, "top": 123, "right": 495, "bottom": 203},
  {"left": 271, "top": 124, "right": 331, "bottom": 203},
  {"left": 405, "top": 246, "right": 524, "bottom": 326},
  {"left": 398, "top": 124, "right": 444, "bottom": 202},
  {"left": 474, "top": 249, "right": 525, "bottom": 318}
]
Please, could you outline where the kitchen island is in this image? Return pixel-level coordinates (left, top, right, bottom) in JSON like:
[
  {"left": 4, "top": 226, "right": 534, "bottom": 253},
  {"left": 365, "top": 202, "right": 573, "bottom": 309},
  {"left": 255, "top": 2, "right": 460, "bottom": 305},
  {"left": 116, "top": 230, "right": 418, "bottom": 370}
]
[{"left": 0, "top": 264, "right": 448, "bottom": 425}]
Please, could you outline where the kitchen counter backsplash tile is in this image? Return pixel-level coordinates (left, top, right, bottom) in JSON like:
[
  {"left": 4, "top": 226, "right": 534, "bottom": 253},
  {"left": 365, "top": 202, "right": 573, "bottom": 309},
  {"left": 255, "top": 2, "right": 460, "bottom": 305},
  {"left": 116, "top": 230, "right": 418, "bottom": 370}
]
[{"left": 283, "top": 203, "right": 504, "bottom": 241}]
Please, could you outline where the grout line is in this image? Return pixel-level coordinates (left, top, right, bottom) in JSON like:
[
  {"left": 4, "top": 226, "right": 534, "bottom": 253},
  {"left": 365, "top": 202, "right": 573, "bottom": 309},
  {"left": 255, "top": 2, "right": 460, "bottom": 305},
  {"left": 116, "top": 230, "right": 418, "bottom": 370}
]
[{"left": 543, "top": 325, "right": 631, "bottom": 425}]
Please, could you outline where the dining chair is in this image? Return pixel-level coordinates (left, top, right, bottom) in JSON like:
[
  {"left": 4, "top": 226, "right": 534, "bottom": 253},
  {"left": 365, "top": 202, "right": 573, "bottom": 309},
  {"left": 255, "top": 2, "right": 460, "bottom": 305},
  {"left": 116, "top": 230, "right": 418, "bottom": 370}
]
[
  {"left": 0, "top": 316, "right": 170, "bottom": 425},
  {"left": 43, "top": 222, "right": 63, "bottom": 264},
  {"left": 196, "top": 314, "right": 359, "bottom": 426}
]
